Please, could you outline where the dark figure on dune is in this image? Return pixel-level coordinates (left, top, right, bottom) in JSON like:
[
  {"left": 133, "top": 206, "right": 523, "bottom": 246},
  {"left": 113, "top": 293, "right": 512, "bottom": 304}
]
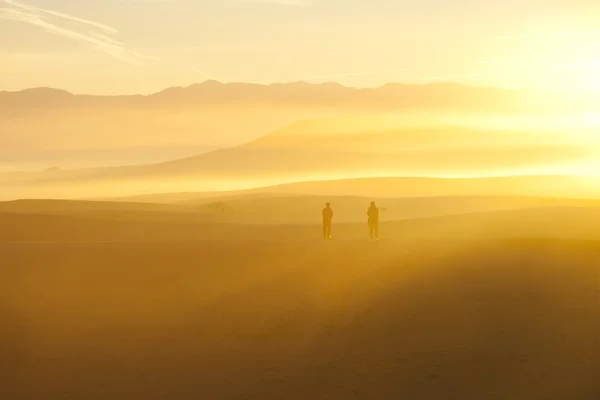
[
  {"left": 367, "top": 201, "right": 379, "bottom": 241},
  {"left": 322, "top": 202, "right": 333, "bottom": 240}
]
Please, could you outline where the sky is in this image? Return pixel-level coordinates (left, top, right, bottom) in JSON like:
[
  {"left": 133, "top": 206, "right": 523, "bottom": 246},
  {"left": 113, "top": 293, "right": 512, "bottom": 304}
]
[{"left": 1, "top": 0, "right": 600, "bottom": 94}]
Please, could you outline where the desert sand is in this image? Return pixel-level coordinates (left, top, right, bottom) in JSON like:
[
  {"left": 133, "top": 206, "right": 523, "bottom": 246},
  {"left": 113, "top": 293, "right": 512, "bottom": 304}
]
[{"left": 2, "top": 197, "right": 600, "bottom": 399}]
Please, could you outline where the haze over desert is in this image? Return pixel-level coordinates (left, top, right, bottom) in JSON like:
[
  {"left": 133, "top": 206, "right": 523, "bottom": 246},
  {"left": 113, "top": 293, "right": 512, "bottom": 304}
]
[{"left": 3, "top": 0, "right": 600, "bottom": 398}]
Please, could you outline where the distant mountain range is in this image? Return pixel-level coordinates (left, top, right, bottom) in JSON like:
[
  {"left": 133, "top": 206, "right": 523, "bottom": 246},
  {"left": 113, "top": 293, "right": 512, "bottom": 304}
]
[
  {"left": 2, "top": 81, "right": 598, "bottom": 200},
  {"left": 0, "top": 81, "right": 586, "bottom": 112}
]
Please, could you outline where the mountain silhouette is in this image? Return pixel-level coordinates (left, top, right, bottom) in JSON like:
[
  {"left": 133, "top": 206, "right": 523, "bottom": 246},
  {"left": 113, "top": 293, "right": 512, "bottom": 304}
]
[{"left": 0, "top": 81, "right": 546, "bottom": 111}]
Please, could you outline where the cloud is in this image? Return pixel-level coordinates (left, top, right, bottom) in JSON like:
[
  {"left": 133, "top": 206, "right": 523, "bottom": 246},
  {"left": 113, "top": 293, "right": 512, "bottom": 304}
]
[
  {"left": 3, "top": 0, "right": 116, "bottom": 33},
  {"left": 0, "top": 0, "right": 154, "bottom": 65}
]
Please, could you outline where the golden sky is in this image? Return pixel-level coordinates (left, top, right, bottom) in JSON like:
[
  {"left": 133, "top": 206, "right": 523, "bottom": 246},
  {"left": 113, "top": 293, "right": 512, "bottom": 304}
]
[{"left": 1, "top": 0, "right": 600, "bottom": 94}]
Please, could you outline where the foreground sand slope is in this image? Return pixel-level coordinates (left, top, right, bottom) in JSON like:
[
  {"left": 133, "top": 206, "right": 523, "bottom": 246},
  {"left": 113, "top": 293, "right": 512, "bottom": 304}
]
[{"left": 2, "top": 239, "right": 600, "bottom": 399}]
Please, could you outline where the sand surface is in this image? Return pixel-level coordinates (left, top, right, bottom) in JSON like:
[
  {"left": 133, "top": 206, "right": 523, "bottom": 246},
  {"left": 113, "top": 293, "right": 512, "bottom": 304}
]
[{"left": 2, "top": 237, "right": 600, "bottom": 399}]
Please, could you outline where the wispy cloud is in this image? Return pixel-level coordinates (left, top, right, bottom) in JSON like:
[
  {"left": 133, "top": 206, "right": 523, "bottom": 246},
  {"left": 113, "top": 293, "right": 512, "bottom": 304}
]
[
  {"left": 302, "top": 67, "right": 411, "bottom": 81},
  {"left": 2, "top": 0, "right": 116, "bottom": 33},
  {"left": 0, "top": 0, "right": 154, "bottom": 65}
]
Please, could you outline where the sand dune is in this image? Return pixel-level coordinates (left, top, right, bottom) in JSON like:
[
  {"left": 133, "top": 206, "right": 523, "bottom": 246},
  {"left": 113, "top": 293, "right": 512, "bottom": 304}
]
[
  {"left": 141, "top": 194, "right": 600, "bottom": 224},
  {"left": 0, "top": 199, "right": 190, "bottom": 214},
  {"left": 4, "top": 193, "right": 600, "bottom": 399},
  {"left": 3, "top": 108, "right": 598, "bottom": 200},
  {"left": 3, "top": 194, "right": 600, "bottom": 226},
  {"left": 3, "top": 201, "right": 600, "bottom": 242},
  {"left": 115, "top": 176, "right": 600, "bottom": 204},
  {"left": 5, "top": 144, "right": 584, "bottom": 196}
]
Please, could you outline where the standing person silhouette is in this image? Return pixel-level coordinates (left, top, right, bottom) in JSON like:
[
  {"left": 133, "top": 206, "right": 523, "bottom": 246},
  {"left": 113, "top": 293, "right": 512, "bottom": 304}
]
[
  {"left": 322, "top": 202, "right": 333, "bottom": 240},
  {"left": 367, "top": 201, "right": 379, "bottom": 241}
]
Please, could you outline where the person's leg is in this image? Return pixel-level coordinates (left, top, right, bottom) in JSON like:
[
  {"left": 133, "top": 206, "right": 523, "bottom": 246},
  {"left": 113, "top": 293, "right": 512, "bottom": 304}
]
[
  {"left": 375, "top": 222, "right": 379, "bottom": 239},
  {"left": 327, "top": 221, "right": 332, "bottom": 239},
  {"left": 369, "top": 223, "right": 374, "bottom": 239},
  {"left": 323, "top": 222, "right": 327, "bottom": 239}
]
